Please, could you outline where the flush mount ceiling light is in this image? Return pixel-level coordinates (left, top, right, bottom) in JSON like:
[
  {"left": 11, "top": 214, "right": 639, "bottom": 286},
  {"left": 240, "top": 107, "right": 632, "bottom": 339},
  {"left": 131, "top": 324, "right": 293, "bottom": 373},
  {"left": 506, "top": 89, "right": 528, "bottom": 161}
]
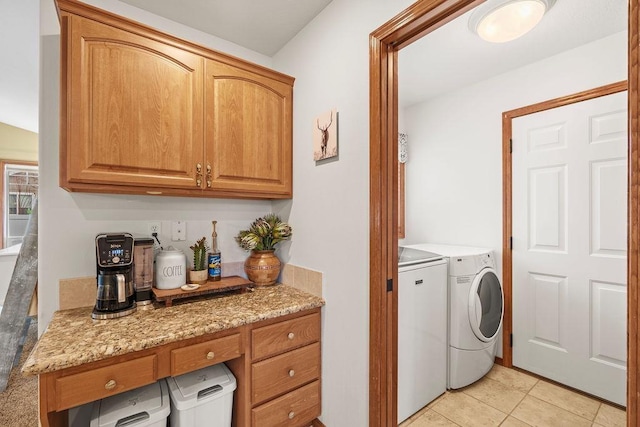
[{"left": 469, "top": 0, "right": 556, "bottom": 43}]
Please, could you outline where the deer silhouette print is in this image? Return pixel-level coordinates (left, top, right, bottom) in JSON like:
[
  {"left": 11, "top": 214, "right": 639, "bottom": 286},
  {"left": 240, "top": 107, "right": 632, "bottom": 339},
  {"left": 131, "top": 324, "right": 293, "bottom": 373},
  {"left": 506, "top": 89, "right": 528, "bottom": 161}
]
[{"left": 316, "top": 111, "right": 333, "bottom": 159}]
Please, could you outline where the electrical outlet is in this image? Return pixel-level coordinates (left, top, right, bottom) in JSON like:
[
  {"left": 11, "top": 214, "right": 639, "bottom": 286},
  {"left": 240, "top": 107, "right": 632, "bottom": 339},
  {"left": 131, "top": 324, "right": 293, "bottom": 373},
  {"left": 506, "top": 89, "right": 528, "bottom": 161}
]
[
  {"left": 147, "top": 221, "right": 161, "bottom": 236},
  {"left": 172, "top": 221, "right": 186, "bottom": 241}
]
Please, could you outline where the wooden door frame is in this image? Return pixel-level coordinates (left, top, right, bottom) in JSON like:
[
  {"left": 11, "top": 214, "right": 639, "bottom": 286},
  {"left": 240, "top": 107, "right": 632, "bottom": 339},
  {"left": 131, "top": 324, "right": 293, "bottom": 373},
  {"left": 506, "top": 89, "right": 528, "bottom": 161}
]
[
  {"left": 501, "top": 81, "right": 628, "bottom": 368},
  {"left": 369, "top": 1, "right": 640, "bottom": 426}
]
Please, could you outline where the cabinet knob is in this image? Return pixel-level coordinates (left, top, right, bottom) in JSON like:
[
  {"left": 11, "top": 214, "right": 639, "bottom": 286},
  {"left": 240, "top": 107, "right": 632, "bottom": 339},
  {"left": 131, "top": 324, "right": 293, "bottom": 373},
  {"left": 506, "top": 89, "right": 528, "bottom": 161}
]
[
  {"left": 207, "top": 179, "right": 212, "bottom": 188},
  {"left": 197, "top": 178, "right": 202, "bottom": 187},
  {"left": 206, "top": 351, "right": 215, "bottom": 360},
  {"left": 105, "top": 379, "right": 117, "bottom": 390},
  {"left": 206, "top": 164, "right": 212, "bottom": 173},
  {"left": 287, "top": 332, "right": 295, "bottom": 340},
  {"left": 288, "top": 369, "right": 295, "bottom": 377},
  {"left": 196, "top": 163, "right": 202, "bottom": 172},
  {"left": 288, "top": 411, "right": 295, "bottom": 419}
]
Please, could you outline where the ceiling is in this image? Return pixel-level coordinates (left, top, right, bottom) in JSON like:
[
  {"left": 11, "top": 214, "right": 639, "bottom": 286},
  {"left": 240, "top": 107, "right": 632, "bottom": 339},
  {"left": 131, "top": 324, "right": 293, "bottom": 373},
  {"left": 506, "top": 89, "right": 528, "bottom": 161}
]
[
  {"left": 0, "top": 0, "right": 628, "bottom": 134},
  {"left": 399, "top": 0, "right": 627, "bottom": 107},
  {"left": 120, "top": 0, "right": 333, "bottom": 56}
]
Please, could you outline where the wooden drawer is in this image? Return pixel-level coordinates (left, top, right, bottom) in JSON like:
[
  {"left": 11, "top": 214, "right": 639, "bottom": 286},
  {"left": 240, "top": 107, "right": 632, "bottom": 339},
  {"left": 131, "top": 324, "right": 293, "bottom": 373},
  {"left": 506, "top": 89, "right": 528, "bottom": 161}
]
[
  {"left": 251, "top": 380, "right": 320, "bottom": 427},
  {"left": 252, "top": 342, "right": 320, "bottom": 404},
  {"left": 171, "top": 333, "right": 241, "bottom": 376},
  {"left": 55, "top": 355, "right": 157, "bottom": 410},
  {"left": 252, "top": 312, "right": 320, "bottom": 360}
]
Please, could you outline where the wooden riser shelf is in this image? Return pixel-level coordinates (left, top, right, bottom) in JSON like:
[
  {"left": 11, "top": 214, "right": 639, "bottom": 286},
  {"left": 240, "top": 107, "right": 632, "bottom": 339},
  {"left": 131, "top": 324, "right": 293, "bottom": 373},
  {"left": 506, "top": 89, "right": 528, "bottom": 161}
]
[{"left": 152, "top": 275, "right": 253, "bottom": 307}]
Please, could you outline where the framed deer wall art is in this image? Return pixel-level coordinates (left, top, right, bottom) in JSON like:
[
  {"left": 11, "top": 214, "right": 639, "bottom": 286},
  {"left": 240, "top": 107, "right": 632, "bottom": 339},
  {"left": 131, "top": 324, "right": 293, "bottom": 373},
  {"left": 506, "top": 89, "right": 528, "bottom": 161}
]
[{"left": 313, "top": 108, "right": 338, "bottom": 161}]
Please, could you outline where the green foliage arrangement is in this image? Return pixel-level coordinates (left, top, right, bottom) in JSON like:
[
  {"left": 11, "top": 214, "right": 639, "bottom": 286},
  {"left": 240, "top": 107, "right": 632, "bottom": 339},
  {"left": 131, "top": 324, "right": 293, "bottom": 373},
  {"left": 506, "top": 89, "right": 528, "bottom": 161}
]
[
  {"left": 235, "top": 214, "right": 293, "bottom": 251},
  {"left": 190, "top": 236, "right": 209, "bottom": 271}
]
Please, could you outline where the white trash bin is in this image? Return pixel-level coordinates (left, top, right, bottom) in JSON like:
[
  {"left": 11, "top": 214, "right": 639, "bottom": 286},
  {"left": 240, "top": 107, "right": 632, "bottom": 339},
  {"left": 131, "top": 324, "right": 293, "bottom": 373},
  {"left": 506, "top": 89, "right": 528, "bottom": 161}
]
[
  {"left": 90, "top": 380, "right": 170, "bottom": 427},
  {"left": 166, "top": 363, "right": 237, "bottom": 427}
]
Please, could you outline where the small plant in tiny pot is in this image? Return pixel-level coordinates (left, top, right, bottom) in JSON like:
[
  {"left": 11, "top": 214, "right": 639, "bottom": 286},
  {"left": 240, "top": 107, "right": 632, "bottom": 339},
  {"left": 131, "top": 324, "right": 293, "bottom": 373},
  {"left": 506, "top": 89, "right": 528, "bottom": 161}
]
[
  {"left": 189, "top": 236, "right": 209, "bottom": 284},
  {"left": 235, "top": 214, "right": 292, "bottom": 286}
]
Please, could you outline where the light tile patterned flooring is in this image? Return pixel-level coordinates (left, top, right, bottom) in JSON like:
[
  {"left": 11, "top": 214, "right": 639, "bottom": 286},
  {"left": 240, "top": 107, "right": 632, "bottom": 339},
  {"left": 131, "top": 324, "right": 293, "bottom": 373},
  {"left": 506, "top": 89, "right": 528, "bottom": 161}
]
[{"left": 399, "top": 364, "right": 626, "bottom": 427}]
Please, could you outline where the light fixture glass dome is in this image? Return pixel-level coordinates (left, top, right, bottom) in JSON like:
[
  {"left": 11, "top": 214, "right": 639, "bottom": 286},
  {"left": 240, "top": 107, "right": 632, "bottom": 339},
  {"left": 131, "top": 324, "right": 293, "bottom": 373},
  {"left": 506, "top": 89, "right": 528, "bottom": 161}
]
[{"left": 469, "top": 0, "right": 556, "bottom": 43}]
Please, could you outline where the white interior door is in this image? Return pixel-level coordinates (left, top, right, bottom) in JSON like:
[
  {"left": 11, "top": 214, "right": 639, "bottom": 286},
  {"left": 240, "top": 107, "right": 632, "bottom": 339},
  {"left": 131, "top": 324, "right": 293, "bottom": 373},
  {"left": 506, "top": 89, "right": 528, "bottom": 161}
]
[{"left": 512, "top": 90, "right": 627, "bottom": 405}]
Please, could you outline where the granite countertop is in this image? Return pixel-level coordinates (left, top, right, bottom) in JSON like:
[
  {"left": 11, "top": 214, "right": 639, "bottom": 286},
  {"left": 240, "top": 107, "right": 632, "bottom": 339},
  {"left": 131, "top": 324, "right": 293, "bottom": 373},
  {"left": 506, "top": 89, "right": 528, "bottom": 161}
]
[{"left": 23, "top": 284, "right": 324, "bottom": 375}]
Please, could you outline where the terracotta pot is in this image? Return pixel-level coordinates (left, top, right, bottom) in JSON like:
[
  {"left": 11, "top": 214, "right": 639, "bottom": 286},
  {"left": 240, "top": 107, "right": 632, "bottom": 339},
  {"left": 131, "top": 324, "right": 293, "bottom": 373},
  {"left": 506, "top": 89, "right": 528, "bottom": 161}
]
[
  {"left": 189, "top": 269, "right": 208, "bottom": 284},
  {"left": 244, "top": 250, "right": 281, "bottom": 286}
]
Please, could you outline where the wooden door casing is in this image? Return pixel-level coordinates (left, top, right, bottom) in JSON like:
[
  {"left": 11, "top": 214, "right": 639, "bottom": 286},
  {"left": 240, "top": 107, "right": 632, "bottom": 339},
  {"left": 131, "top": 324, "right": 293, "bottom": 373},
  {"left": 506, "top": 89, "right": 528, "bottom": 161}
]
[{"left": 369, "top": 1, "right": 640, "bottom": 426}]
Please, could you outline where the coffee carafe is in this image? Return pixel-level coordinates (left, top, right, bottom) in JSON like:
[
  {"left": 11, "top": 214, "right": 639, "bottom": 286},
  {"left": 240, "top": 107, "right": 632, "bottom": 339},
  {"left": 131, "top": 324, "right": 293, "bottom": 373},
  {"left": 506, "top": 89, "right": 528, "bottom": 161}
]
[{"left": 92, "top": 233, "right": 136, "bottom": 320}]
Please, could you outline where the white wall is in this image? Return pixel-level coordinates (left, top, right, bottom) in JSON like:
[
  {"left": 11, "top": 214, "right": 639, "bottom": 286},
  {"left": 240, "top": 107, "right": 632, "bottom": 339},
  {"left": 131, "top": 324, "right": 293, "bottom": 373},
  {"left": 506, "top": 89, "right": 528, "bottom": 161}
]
[
  {"left": 400, "top": 31, "right": 627, "bottom": 359},
  {"left": 272, "top": 0, "right": 414, "bottom": 424},
  {"left": 38, "top": 1, "right": 279, "bottom": 334},
  {"left": 39, "top": 1, "right": 421, "bottom": 424}
]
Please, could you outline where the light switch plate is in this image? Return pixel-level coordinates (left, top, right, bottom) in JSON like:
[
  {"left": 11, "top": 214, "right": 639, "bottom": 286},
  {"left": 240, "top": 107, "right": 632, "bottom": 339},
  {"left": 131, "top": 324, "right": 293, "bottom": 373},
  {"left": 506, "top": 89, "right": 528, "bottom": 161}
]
[{"left": 171, "top": 221, "right": 186, "bottom": 241}]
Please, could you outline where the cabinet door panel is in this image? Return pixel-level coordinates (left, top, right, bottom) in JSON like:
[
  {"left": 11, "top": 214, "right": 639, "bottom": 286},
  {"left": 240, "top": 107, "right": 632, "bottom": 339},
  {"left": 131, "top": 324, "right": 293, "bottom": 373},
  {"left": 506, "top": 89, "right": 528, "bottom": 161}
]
[
  {"left": 63, "top": 16, "right": 203, "bottom": 189},
  {"left": 205, "top": 60, "right": 292, "bottom": 196}
]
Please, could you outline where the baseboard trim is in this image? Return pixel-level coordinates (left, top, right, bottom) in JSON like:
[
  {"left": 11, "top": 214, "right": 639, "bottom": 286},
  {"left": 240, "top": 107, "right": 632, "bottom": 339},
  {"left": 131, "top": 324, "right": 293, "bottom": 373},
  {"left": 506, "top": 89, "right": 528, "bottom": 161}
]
[
  {"left": 312, "top": 419, "right": 326, "bottom": 427},
  {"left": 494, "top": 356, "right": 504, "bottom": 366}
]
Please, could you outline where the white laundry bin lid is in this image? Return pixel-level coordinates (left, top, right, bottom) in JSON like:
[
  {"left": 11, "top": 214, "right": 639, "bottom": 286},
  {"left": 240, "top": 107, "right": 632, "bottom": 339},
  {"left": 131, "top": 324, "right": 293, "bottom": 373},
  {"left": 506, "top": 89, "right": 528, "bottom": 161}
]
[
  {"left": 90, "top": 380, "right": 170, "bottom": 427},
  {"left": 166, "top": 363, "right": 237, "bottom": 411}
]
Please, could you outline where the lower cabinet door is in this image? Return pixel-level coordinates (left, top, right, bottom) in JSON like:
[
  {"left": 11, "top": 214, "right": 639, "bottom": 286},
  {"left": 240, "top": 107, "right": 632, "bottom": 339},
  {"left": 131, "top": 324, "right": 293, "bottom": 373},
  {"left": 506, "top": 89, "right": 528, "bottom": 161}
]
[{"left": 251, "top": 380, "right": 320, "bottom": 427}]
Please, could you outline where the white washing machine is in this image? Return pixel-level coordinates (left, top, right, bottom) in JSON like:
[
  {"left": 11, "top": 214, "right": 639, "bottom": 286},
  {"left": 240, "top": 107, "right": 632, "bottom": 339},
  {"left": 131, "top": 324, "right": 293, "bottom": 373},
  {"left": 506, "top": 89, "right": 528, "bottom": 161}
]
[
  {"left": 397, "top": 247, "right": 448, "bottom": 423},
  {"left": 406, "top": 243, "right": 504, "bottom": 389}
]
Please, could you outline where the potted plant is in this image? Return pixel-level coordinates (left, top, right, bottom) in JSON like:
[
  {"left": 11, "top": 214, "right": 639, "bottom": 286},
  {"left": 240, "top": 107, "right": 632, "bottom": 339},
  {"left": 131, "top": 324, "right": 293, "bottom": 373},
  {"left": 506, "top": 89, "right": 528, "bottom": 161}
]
[
  {"left": 189, "top": 236, "right": 209, "bottom": 284},
  {"left": 235, "top": 214, "right": 292, "bottom": 286}
]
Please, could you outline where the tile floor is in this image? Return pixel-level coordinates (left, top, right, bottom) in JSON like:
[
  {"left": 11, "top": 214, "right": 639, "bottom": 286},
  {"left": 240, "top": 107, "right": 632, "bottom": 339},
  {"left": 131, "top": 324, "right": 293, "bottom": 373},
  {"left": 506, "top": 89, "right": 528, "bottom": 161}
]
[{"left": 399, "top": 364, "right": 626, "bottom": 427}]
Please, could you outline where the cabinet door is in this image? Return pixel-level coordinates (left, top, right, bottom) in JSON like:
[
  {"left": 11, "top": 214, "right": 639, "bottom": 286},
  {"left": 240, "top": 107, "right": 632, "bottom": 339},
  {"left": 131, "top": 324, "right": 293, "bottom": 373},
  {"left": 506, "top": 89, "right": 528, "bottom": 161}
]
[
  {"left": 62, "top": 14, "right": 204, "bottom": 190},
  {"left": 205, "top": 60, "right": 292, "bottom": 197}
]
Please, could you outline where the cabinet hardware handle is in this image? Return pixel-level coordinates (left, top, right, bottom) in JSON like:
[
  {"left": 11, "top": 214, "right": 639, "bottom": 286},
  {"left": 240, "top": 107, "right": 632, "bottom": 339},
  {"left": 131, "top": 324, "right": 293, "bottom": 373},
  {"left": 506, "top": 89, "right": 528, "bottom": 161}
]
[
  {"left": 206, "top": 351, "right": 215, "bottom": 360},
  {"left": 288, "top": 411, "right": 295, "bottom": 419},
  {"left": 196, "top": 163, "right": 203, "bottom": 187},
  {"left": 288, "top": 369, "right": 295, "bottom": 377},
  {"left": 287, "top": 332, "right": 295, "bottom": 340},
  {"left": 206, "top": 164, "right": 212, "bottom": 188},
  {"left": 105, "top": 379, "right": 117, "bottom": 390}
]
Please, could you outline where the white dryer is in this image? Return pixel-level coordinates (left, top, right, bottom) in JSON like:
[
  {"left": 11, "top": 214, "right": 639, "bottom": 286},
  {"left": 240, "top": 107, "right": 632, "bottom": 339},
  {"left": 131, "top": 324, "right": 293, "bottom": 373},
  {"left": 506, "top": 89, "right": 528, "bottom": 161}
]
[{"left": 406, "top": 243, "right": 504, "bottom": 389}]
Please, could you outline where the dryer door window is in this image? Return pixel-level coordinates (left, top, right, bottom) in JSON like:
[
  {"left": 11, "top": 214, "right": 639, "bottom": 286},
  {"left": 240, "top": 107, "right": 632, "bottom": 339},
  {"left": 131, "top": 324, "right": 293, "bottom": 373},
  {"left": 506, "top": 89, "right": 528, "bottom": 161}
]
[{"left": 468, "top": 268, "right": 503, "bottom": 342}]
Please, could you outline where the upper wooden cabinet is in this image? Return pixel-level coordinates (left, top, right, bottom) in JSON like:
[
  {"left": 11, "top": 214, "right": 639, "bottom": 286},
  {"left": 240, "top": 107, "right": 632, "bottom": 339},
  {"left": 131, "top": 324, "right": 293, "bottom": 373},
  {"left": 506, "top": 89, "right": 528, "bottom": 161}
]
[
  {"left": 205, "top": 60, "right": 292, "bottom": 196},
  {"left": 57, "top": 0, "right": 294, "bottom": 199}
]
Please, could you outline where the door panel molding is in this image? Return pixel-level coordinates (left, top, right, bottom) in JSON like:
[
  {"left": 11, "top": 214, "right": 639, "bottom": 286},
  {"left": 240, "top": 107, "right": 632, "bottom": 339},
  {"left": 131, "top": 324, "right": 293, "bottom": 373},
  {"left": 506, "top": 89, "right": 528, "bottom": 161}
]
[{"left": 502, "top": 81, "right": 628, "bottom": 372}]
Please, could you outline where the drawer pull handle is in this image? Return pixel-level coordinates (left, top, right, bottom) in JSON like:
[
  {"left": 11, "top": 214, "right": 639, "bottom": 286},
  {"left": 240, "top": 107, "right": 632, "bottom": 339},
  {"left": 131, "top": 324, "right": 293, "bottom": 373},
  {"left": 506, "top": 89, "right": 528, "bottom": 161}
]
[
  {"left": 206, "top": 351, "right": 215, "bottom": 360},
  {"left": 289, "top": 369, "right": 295, "bottom": 377},
  {"left": 105, "top": 379, "right": 117, "bottom": 390},
  {"left": 288, "top": 411, "right": 295, "bottom": 419},
  {"left": 287, "top": 332, "right": 295, "bottom": 340}
]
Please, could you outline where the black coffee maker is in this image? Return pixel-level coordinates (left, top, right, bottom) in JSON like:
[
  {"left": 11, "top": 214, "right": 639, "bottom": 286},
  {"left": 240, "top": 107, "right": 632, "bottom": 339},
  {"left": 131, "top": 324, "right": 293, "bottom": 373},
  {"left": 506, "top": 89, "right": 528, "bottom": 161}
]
[{"left": 92, "top": 233, "right": 137, "bottom": 320}]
